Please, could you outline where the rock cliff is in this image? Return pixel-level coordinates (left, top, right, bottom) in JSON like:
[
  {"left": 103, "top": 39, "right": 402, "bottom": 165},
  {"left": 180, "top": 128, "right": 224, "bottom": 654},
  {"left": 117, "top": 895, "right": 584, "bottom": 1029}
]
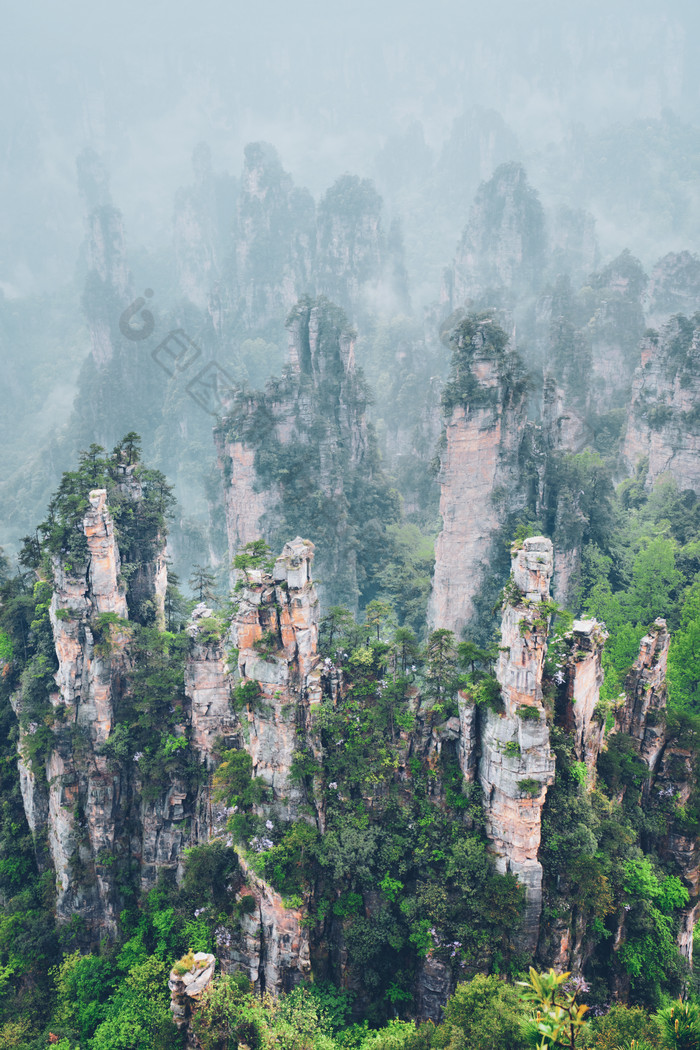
[
  {"left": 82, "top": 203, "right": 131, "bottom": 370},
  {"left": 316, "top": 175, "right": 409, "bottom": 319},
  {"left": 173, "top": 143, "right": 238, "bottom": 313},
  {"left": 216, "top": 295, "right": 397, "bottom": 610},
  {"left": 621, "top": 316, "right": 700, "bottom": 494},
  {"left": 428, "top": 315, "right": 530, "bottom": 639},
  {"left": 646, "top": 251, "right": 700, "bottom": 327},
  {"left": 446, "top": 162, "right": 546, "bottom": 309},
  {"left": 479, "top": 537, "right": 556, "bottom": 951},
  {"left": 12, "top": 479, "right": 197, "bottom": 936},
  {"left": 618, "top": 621, "right": 700, "bottom": 964},
  {"left": 231, "top": 142, "right": 316, "bottom": 331},
  {"left": 230, "top": 537, "right": 322, "bottom": 824},
  {"left": 13, "top": 489, "right": 134, "bottom": 932},
  {"left": 562, "top": 619, "right": 608, "bottom": 775}
]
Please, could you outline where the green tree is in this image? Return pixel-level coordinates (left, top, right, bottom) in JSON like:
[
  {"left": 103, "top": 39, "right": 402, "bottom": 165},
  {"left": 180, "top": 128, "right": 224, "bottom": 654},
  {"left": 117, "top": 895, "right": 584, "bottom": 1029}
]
[
  {"left": 89, "top": 957, "right": 174, "bottom": 1050},
  {"left": 668, "top": 615, "right": 700, "bottom": 713},
  {"left": 392, "top": 627, "right": 421, "bottom": 675},
  {"left": 624, "top": 536, "right": 682, "bottom": 627},
  {"left": 433, "top": 973, "right": 529, "bottom": 1050},
  {"left": 517, "top": 967, "right": 589, "bottom": 1049},
  {"left": 365, "top": 599, "right": 395, "bottom": 642},
  {"left": 424, "top": 629, "right": 462, "bottom": 709},
  {"left": 233, "top": 539, "right": 274, "bottom": 575},
  {"left": 189, "top": 565, "right": 217, "bottom": 604},
  {"left": 658, "top": 999, "right": 700, "bottom": 1050},
  {"left": 319, "top": 605, "right": 356, "bottom": 656},
  {"left": 113, "top": 431, "right": 142, "bottom": 466}
]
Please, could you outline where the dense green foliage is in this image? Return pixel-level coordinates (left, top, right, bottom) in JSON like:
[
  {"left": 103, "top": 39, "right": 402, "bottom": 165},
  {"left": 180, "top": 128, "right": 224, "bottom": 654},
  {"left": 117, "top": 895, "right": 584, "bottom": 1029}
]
[{"left": 3, "top": 416, "right": 700, "bottom": 1048}]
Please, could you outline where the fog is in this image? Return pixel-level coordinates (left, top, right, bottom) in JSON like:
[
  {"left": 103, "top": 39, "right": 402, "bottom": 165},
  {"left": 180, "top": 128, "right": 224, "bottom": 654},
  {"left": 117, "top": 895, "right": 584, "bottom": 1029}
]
[{"left": 3, "top": 0, "right": 698, "bottom": 290}]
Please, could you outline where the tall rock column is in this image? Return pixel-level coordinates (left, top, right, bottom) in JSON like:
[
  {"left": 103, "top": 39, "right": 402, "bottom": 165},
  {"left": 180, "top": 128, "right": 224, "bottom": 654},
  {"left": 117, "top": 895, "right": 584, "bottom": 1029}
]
[
  {"left": 231, "top": 538, "right": 322, "bottom": 822},
  {"left": 39, "top": 489, "right": 130, "bottom": 932},
  {"left": 563, "top": 619, "right": 608, "bottom": 775},
  {"left": 216, "top": 296, "right": 379, "bottom": 610},
  {"left": 621, "top": 317, "right": 700, "bottom": 495},
  {"left": 428, "top": 315, "right": 529, "bottom": 639},
  {"left": 478, "top": 537, "right": 556, "bottom": 951},
  {"left": 185, "top": 603, "right": 237, "bottom": 767},
  {"left": 619, "top": 619, "right": 670, "bottom": 772},
  {"left": 618, "top": 621, "right": 700, "bottom": 963}
]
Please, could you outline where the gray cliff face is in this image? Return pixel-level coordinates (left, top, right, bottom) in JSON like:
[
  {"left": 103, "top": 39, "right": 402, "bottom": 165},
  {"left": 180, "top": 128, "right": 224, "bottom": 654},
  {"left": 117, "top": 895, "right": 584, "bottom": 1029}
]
[
  {"left": 316, "top": 175, "right": 409, "bottom": 319},
  {"left": 447, "top": 162, "right": 546, "bottom": 309},
  {"left": 217, "top": 297, "right": 371, "bottom": 610},
  {"left": 13, "top": 490, "right": 132, "bottom": 932},
  {"left": 562, "top": 619, "right": 608, "bottom": 776},
  {"left": 479, "top": 537, "right": 556, "bottom": 952},
  {"left": 646, "top": 251, "right": 700, "bottom": 327},
  {"left": 428, "top": 317, "right": 530, "bottom": 640},
  {"left": 618, "top": 621, "right": 700, "bottom": 965},
  {"left": 12, "top": 490, "right": 319, "bottom": 997},
  {"left": 13, "top": 487, "right": 197, "bottom": 935},
  {"left": 185, "top": 603, "right": 236, "bottom": 767},
  {"left": 536, "top": 253, "right": 647, "bottom": 445},
  {"left": 619, "top": 619, "right": 670, "bottom": 772},
  {"left": 83, "top": 204, "right": 131, "bottom": 369},
  {"left": 173, "top": 143, "right": 238, "bottom": 313},
  {"left": 586, "top": 251, "right": 648, "bottom": 415},
  {"left": 231, "top": 538, "right": 321, "bottom": 825},
  {"left": 621, "top": 316, "right": 700, "bottom": 494},
  {"left": 231, "top": 142, "right": 316, "bottom": 330},
  {"left": 233, "top": 857, "right": 311, "bottom": 996},
  {"left": 550, "top": 206, "right": 599, "bottom": 286}
]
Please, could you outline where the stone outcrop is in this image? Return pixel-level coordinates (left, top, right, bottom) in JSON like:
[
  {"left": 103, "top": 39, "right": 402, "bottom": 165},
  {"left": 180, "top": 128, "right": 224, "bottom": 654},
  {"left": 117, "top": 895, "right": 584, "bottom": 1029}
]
[
  {"left": 457, "top": 690, "right": 478, "bottom": 783},
  {"left": 414, "top": 955, "right": 455, "bottom": 1023},
  {"left": 185, "top": 603, "right": 236, "bottom": 766},
  {"left": 12, "top": 489, "right": 133, "bottom": 931},
  {"left": 586, "top": 250, "right": 647, "bottom": 414},
  {"left": 230, "top": 538, "right": 321, "bottom": 822},
  {"left": 83, "top": 202, "right": 131, "bottom": 368},
  {"left": 234, "top": 856, "right": 311, "bottom": 994},
  {"left": 231, "top": 142, "right": 316, "bottom": 330},
  {"left": 11, "top": 484, "right": 205, "bottom": 935},
  {"left": 428, "top": 316, "right": 530, "bottom": 639},
  {"left": 621, "top": 316, "right": 700, "bottom": 494},
  {"left": 563, "top": 619, "right": 608, "bottom": 775},
  {"left": 169, "top": 952, "right": 217, "bottom": 1047},
  {"left": 549, "top": 206, "right": 599, "bottom": 285},
  {"left": 217, "top": 436, "right": 277, "bottom": 576},
  {"left": 316, "top": 175, "right": 408, "bottom": 319},
  {"left": 618, "top": 621, "right": 700, "bottom": 964},
  {"left": 446, "top": 162, "right": 546, "bottom": 309},
  {"left": 479, "top": 537, "right": 556, "bottom": 951},
  {"left": 216, "top": 296, "right": 376, "bottom": 610},
  {"left": 619, "top": 619, "right": 670, "bottom": 772},
  {"left": 173, "top": 143, "right": 237, "bottom": 313},
  {"left": 646, "top": 251, "right": 700, "bottom": 326}
]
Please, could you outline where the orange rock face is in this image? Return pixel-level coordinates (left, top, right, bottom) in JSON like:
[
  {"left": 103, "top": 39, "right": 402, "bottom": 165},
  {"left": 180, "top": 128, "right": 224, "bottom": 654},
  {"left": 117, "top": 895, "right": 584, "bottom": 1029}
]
[
  {"left": 231, "top": 537, "right": 322, "bottom": 822},
  {"left": 428, "top": 323, "right": 529, "bottom": 639},
  {"left": 479, "top": 538, "right": 556, "bottom": 952},
  {"left": 564, "top": 619, "right": 608, "bottom": 775}
]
